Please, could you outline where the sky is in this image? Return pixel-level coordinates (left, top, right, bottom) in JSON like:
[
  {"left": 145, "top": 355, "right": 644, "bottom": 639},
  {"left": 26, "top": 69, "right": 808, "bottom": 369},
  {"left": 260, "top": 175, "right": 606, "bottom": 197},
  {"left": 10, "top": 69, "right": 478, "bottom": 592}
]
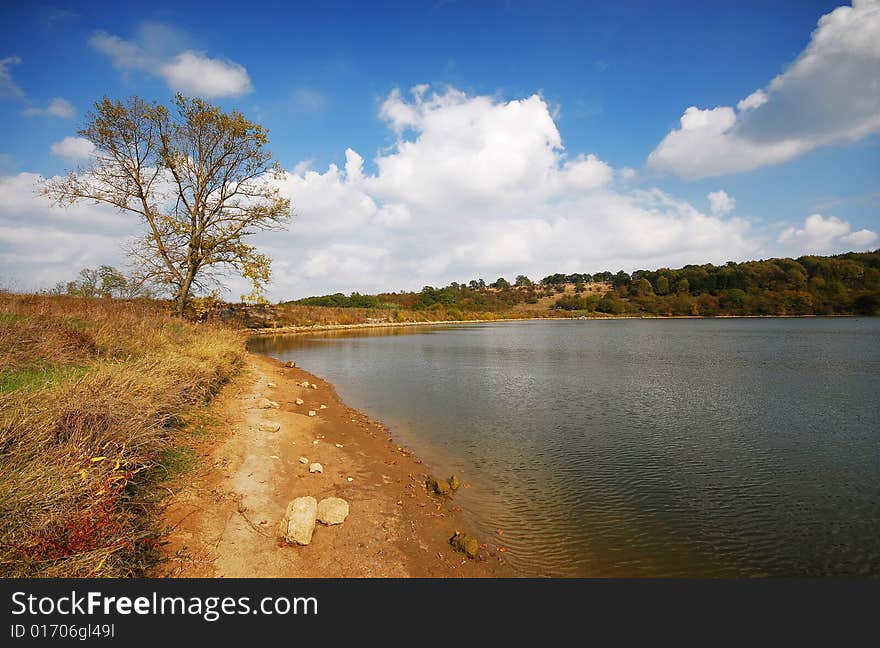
[{"left": 0, "top": 0, "right": 878, "bottom": 299}]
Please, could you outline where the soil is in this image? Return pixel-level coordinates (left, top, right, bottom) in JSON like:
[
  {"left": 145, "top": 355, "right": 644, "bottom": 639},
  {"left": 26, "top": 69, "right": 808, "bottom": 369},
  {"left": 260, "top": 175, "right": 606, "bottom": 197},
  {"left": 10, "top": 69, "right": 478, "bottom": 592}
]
[{"left": 158, "top": 353, "right": 511, "bottom": 577}]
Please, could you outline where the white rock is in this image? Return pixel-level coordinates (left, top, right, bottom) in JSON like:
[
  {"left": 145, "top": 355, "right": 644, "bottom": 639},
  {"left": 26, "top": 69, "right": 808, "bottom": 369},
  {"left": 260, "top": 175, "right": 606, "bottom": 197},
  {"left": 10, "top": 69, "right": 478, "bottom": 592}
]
[
  {"left": 267, "top": 382, "right": 277, "bottom": 388},
  {"left": 259, "top": 422, "right": 281, "bottom": 433},
  {"left": 317, "top": 497, "right": 349, "bottom": 525},
  {"left": 295, "top": 398, "right": 304, "bottom": 406},
  {"left": 279, "top": 496, "right": 317, "bottom": 545},
  {"left": 309, "top": 462, "right": 323, "bottom": 474},
  {"left": 347, "top": 477, "right": 354, "bottom": 482},
  {"left": 256, "top": 398, "right": 279, "bottom": 409},
  {"left": 300, "top": 381, "right": 311, "bottom": 388},
  {"left": 313, "top": 440, "right": 319, "bottom": 445},
  {"left": 335, "top": 443, "right": 344, "bottom": 448},
  {"left": 308, "top": 410, "right": 317, "bottom": 417},
  {"left": 319, "top": 404, "right": 327, "bottom": 410},
  {"left": 310, "top": 383, "right": 318, "bottom": 389},
  {"left": 298, "top": 456, "right": 309, "bottom": 464}
]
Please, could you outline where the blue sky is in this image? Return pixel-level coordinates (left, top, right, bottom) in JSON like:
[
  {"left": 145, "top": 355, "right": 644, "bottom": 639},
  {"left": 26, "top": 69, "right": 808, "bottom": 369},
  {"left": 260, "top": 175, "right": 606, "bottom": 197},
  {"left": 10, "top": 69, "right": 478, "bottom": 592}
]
[{"left": 1, "top": 0, "right": 878, "bottom": 298}]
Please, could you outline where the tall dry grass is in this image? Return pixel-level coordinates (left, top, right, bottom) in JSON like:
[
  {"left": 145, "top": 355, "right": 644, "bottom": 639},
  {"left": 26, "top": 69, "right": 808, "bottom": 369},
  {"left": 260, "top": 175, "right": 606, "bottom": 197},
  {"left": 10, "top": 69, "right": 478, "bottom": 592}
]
[{"left": 0, "top": 293, "right": 243, "bottom": 577}]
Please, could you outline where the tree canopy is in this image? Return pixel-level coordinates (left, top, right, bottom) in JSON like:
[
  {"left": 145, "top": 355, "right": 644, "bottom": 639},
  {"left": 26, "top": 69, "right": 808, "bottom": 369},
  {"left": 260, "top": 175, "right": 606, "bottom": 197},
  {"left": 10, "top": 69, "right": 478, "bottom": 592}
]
[{"left": 43, "top": 95, "right": 291, "bottom": 316}]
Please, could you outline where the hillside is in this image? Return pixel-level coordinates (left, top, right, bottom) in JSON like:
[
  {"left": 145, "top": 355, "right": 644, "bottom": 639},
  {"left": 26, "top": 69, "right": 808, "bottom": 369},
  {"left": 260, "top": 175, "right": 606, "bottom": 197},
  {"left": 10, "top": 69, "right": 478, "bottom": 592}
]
[{"left": 235, "top": 250, "right": 879, "bottom": 328}]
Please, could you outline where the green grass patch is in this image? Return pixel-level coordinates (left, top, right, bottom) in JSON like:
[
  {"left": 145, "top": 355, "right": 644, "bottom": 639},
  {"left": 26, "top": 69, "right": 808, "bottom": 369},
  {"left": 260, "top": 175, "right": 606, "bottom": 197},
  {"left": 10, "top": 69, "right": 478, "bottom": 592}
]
[
  {"left": 0, "top": 313, "right": 27, "bottom": 326},
  {"left": 0, "top": 365, "right": 89, "bottom": 393}
]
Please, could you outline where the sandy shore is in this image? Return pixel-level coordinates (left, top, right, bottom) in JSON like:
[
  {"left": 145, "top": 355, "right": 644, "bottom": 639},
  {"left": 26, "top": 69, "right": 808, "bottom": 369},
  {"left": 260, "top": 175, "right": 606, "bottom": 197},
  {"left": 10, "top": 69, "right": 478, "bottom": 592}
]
[
  {"left": 246, "top": 313, "right": 840, "bottom": 337},
  {"left": 159, "top": 352, "right": 510, "bottom": 577}
]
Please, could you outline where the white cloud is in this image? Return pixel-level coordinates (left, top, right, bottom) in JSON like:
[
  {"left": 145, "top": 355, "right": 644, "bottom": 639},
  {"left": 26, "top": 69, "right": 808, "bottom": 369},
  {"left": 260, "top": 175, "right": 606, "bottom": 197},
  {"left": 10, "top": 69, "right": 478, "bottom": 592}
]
[
  {"left": 89, "top": 23, "right": 252, "bottom": 98},
  {"left": 736, "top": 89, "right": 768, "bottom": 112},
  {"left": 23, "top": 97, "right": 75, "bottom": 118},
  {"left": 707, "top": 190, "right": 735, "bottom": 216},
  {"left": 159, "top": 51, "right": 252, "bottom": 98},
  {"left": 648, "top": 0, "right": 880, "bottom": 178},
  {"left": 778, "top": 213, "right": 878, "bottom": 253},
  {"left": 841, "top": 229, "right": 879, "bottom": 247},
  {"left": 253, "top": 85, "right": 758, "bottom": 297},
  {"left": 0, "top": 56, "right": 24, "bottom": 98},
  {"left": 50, "top": 137, "right": 96, "bottom": 160},
  {"left": 0, "top": 173, "right": 137, "bottom": 290}
]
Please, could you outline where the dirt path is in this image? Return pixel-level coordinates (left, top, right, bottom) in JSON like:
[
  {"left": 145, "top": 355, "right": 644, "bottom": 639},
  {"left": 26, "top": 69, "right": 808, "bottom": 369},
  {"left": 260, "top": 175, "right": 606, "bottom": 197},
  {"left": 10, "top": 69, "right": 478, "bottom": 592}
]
[{"left": 159, "top": 353, "right": 509, "bottom": 577}]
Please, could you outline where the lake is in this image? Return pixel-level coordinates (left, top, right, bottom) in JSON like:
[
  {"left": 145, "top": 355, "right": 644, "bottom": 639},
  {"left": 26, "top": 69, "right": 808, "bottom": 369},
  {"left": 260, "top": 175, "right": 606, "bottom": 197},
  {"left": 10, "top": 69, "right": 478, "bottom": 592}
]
[{"left": 248, "top": 318, "right": 880, "bottom": 577}]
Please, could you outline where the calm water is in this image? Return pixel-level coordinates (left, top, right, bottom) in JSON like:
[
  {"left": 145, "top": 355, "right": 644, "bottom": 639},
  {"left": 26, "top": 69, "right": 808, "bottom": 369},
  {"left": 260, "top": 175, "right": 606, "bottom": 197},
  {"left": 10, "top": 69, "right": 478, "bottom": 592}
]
[{"left": 249, "top": 319, "right": 880, "bottom": 577}]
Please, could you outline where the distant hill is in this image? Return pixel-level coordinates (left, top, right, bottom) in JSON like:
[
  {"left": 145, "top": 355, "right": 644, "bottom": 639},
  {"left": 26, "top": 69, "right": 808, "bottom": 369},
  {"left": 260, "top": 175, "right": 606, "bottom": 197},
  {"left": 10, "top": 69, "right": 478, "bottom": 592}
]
[{"left": 278, "top": 250, "right": 880, "bottom": 320}]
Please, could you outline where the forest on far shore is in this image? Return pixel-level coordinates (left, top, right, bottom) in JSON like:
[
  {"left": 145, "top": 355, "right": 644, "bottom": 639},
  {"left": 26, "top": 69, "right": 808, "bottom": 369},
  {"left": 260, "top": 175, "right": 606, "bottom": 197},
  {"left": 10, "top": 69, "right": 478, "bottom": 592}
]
[{"left": 287, "top": 250, "right": 880, "bottom": 317}]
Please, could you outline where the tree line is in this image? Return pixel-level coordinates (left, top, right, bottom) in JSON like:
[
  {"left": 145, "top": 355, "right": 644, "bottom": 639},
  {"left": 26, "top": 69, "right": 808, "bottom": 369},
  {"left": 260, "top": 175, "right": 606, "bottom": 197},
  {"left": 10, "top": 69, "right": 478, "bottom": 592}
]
[{"left": 287, "top": 250, "right": 880, "bottom": 317}]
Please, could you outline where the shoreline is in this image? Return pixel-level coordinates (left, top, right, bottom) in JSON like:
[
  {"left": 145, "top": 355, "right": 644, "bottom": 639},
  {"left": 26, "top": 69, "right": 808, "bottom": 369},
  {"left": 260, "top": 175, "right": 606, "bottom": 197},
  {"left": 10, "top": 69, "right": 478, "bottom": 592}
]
[
  {"left": 245, "top": 312, "right": 855, "bottom": 337},
  {"left": 159, "top": 352, "right": 512, "bottom": 577}
]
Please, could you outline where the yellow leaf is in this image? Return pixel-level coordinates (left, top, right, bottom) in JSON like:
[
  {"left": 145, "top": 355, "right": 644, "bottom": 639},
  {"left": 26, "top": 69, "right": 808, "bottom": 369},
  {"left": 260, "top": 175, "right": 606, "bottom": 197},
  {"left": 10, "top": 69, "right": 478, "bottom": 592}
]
[
  {"left": 91, "top": 456, "right": 107, "bottom": 462},
  {"left": 78, "top": 469, "right": 88, "bottom": 482}
]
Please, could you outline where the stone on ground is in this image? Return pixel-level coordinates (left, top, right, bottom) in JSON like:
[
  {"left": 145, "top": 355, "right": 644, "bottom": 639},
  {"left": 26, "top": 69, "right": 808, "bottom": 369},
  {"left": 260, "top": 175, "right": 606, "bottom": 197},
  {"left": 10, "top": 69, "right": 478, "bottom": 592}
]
[
  {"left": 279, "top": 496, "right": 317, "bottom": 545},
  {"left": 259, "top": 422, "right": 281, "bottom": 433},
  {"left": 295, "top": 398, "right": 304, "bottom": 405},
  {"left": 448, "top": 474, "right": 461, "bottom": 491},
  {"left": 316, "top": 497, "right": 350, "bottom": 525},
  {"left": 309, "top": 462, "right": 323, "bottom": 474},
  {"left": 426, "top": 476, "right": 451, "bottom": 495},
  {"left": 298, "top": 456, "right": 309, "bottom": 464},
  {"left": 450, "top": 531, "right": 479, "bottom": 559},
  {"left": 308, "top": 410, "right": 317, "bottom": 417},
  {"left": 256, "top": 398, "right": 279, "bottom": 409}
]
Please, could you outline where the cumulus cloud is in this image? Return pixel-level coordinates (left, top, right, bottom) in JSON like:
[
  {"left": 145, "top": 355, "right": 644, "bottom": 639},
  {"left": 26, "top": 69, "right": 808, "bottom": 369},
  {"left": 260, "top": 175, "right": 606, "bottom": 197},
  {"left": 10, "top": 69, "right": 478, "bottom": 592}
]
[
  {"left": 778, "top": 213, "right": 878, "bottom": 253},
  {"left": 159, "top": 51, "right": 252, "bottom": 98},
  {"left": 250, "top": 85, "right": 757, "bottom": 297},
  {"left": 0, "top": 173, "right": 136, "bottom": 290},
  {"left": 0, "top": 56, "right": 24, "bottom": 98},
  {"left": 648, "top": 0, "right": 880, "bottom": 178},
  {"left": 23, "top": 97, "right": 75, "bottom": 118},
  {"left": 707, "top": 190, "right": 735, "bottom": 216},
  {"left": 89, "top": 22, "right": 252, "bottom": 98},
  {"left": 50, "top": 137, "right": 96, "bottom": 160}
]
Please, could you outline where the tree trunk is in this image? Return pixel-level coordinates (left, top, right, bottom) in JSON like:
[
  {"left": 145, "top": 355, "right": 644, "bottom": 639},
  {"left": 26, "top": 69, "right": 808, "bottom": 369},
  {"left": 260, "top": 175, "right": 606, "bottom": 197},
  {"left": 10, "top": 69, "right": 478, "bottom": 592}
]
[{"left": 176, "top": 271, "right": 195, "bottom": 318}]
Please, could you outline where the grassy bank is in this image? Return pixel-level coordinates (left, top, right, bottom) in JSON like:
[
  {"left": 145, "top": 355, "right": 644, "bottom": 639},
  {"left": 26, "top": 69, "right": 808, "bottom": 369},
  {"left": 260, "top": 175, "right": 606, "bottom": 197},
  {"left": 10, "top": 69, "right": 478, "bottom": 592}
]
[{"left": 0, "top": 294, "right": 243, "bottom": 577}]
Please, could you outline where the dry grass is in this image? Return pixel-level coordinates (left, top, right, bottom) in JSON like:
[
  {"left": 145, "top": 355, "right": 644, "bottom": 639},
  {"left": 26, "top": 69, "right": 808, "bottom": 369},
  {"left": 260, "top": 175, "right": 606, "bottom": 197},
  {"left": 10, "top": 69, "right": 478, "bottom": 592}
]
[
  {"left": 0, "top": 293, "right": 243, "bottom": 577},
  {"left": 235, "top": 302, "right": 591, "bottom": 330}
]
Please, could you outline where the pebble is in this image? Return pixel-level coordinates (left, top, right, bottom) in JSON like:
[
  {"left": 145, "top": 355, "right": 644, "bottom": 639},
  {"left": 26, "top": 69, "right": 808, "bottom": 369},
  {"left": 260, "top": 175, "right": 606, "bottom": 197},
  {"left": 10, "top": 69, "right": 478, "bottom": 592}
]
[
  {"left": 259, "top": 422, "right": 281, "bottom": 433},
  {"left": 298, "top": 456, "right": 309, "bottom": 464},
  {"left": 309, "top": 462, "right": 323, "bottom": 474},
  {"left": 295, "top": 398, "right": 304, "bottom": 405},
  {"left": 308, "top": 410, "right": 317, "bottom": 417}
]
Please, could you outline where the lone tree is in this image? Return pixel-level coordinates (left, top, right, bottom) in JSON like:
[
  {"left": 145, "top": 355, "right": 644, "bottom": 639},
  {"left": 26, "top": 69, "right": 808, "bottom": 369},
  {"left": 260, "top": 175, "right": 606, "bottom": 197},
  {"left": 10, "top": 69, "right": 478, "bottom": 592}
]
[{"left": 43, "top": 95, "right": 291, "bottom": 316}]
